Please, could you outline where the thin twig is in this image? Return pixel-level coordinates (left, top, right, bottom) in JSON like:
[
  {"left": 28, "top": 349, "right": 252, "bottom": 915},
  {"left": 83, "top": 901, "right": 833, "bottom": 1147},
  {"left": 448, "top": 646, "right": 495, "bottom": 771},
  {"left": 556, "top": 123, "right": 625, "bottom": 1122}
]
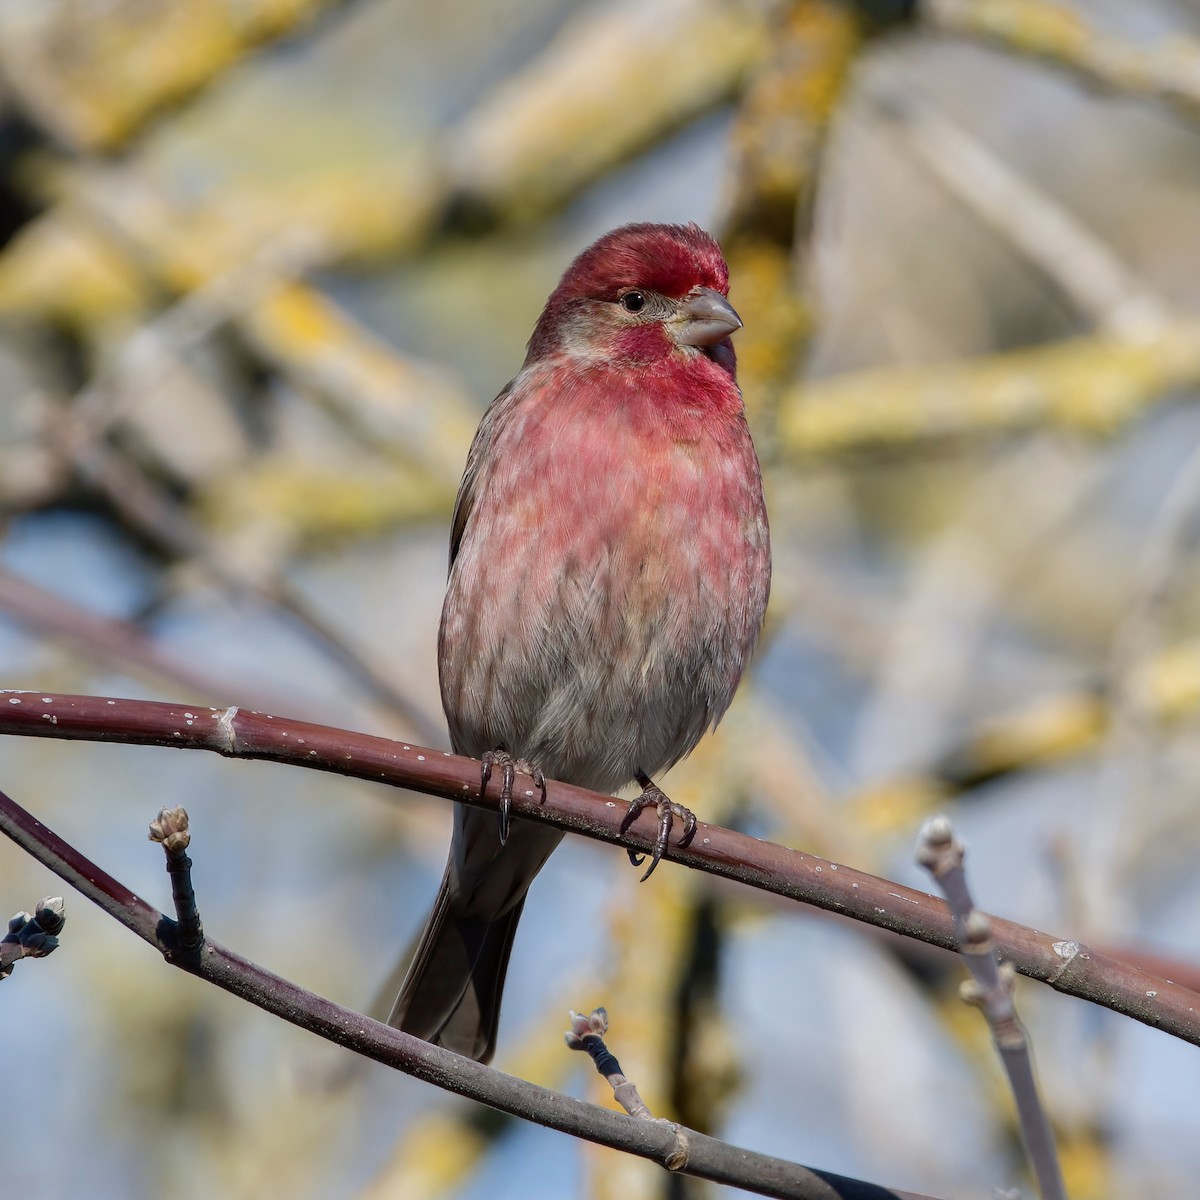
[
  {"left": 0, "top": 692, "right": 1197, "bottom": 1046},
  {"left": 918, "top": 817, "right": 1066, "bottom": 1200},
  {"left": 148, "top": 806, "right": 203, "bottom": 953},
  {"left": 0, "top": 895, "right": 65, "bottom": 979},
  {"left": 565, "top": 1007, "right": 655, "bottom": 1121},
  {"left": 0, "top": 784, "right": 937, "bottom": 1200},
  {"left": 865, "top": 75, "right": 1169, "bottom": 337}
]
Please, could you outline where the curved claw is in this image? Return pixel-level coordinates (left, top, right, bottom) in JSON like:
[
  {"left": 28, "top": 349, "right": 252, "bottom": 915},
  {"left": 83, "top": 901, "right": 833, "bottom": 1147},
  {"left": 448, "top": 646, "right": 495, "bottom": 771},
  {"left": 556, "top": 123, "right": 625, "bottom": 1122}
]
[
  {"left": 620, "top": 777, "right": 697, "bottom": 882},
  {"left": 639, "top": 796, "right": 677, "bottom": 881},
  {"left": 619, "top": 794, "right": 650, "bottom": 870},
  {"left": 679, "top": 809, "right": 698, "bottom": 849},
  {"left": 617, "top": 801, "right": 643, "bottom": 839},
  {"left": 498, "top": 759, "right": 515, "bottom": 845},
  {"left": 481, "top": 750, "right": 517, "bottom": 845},
  {"left": 482, "top": 750, "right": 546, "bottom": 845}
]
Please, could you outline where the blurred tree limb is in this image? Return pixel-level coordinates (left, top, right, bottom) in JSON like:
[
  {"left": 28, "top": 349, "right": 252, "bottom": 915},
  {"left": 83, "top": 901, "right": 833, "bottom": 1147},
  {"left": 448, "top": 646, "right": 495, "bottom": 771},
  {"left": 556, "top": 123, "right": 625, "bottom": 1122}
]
[
  {"left": 924, "top": 0, "right": 1200, "bottom": 125},
  {"left": 239, "top": 281, "right": 476, "bottom": 481},
  {"left": 446, "top": 0, "right": 772, "bottom": 224},
  {"left": 0, "top": 567, "right": 303, "bottom": 715},
  {"left": 721, "top": 0, "right": 870, "bottom": 429},
  {"left": 772, "top": 3, "right": 1200, "bottom": 457},
  {"left": 779, "top": 319, "right": 1200, "bottom": 455},
  {"left": 0, "top": 0, "right": 348, "bottom": 152},
  {"left": 0, "top": 0, "right": 777, "bottom": 331},
  {"left": 852, "top": 635, "right": 1200, "bottom": 831},
  {"left": 865, "top": 77, "right": 1169, "bottom": 337},
  {"left": 42, "top": 388, "right": 445, "bottom": 741}
]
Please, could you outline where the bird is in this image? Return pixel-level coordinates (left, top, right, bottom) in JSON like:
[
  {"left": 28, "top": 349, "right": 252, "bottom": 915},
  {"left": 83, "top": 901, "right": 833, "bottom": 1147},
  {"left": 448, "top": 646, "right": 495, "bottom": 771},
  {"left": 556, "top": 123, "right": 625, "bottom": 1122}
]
[{"left": 387, "top": 222, "right": 771, "bottom": 1062}]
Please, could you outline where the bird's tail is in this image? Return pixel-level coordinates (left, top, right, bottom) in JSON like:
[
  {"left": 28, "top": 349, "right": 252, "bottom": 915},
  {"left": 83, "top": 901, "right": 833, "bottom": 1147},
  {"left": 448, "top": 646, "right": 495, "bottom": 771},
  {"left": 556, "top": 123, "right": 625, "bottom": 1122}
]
[{"left": 386, "top": 866, "right": 525, "bottom": 1064}]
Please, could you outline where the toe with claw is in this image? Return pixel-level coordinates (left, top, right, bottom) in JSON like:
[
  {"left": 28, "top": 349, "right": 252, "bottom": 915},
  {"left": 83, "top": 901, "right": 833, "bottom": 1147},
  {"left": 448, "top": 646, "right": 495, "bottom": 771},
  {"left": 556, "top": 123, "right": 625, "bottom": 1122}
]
[
  {"left": 481, "top": 749, "right": 547, "bottom": 845},
  {"left": 618, "top": 770, "right": 698, "bottom": 882},
  {"left": 481, "top": 749, "right": 516, "bottom": 845}
]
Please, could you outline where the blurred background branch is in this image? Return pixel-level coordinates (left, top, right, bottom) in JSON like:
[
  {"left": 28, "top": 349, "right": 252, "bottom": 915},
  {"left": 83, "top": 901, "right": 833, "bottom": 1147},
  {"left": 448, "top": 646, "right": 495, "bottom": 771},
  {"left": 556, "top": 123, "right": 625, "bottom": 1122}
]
[
  {"left": 0, "top": 0, "right": 349, "bottom": 152},
  {"left": 924, "top": 0, "right": 1200, "bottom": 125}
]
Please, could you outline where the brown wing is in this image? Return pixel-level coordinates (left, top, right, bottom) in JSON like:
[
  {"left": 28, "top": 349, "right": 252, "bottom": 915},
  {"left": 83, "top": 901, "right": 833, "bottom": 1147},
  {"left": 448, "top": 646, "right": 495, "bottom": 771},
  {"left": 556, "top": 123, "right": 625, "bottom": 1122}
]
[{"left": 449, "top": 380, "right": 514, "bottom": 572}]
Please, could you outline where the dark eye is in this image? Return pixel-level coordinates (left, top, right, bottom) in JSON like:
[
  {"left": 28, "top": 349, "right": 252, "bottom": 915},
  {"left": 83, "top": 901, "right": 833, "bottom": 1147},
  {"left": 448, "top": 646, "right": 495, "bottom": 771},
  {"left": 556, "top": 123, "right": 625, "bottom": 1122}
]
[{"left": 619, "top": 290, "right": 646, "bottom": 313}]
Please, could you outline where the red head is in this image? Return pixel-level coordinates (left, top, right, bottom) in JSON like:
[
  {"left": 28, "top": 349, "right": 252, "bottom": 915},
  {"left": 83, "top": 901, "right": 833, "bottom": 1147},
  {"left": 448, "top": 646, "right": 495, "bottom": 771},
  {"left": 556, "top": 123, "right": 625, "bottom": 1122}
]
[{"left": 525, "top": 223, "right": 740, "bottom": 376}]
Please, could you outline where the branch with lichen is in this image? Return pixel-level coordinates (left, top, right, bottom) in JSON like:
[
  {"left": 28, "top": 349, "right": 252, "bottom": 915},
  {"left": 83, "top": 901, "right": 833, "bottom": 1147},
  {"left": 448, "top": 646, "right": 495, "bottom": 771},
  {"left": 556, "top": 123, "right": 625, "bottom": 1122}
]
[
  {"left": 864, "top": 79, "right": 1168, "bottom": 337},
  {"left": 720, "top": 0, "right": 870, "bottom": 430},
  {"left": 851, "top": 635, "right": 1200, "bottom": 832},
  {"left": 924, "top": 0, "right": 1200, "bottom": 127},
  {"left": 0, "top": 0, "right": 776, "bottom": 334},
  {"left": 0, "top": 0, "right": 344, "bottom": 152},
  {"left": 778, "top": 319, "right": 1200, "bottom": 456}
]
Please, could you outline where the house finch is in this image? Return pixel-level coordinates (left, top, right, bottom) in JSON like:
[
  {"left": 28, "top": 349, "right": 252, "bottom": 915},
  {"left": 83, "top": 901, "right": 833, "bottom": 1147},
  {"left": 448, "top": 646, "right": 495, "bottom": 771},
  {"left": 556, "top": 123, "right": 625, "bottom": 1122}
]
[{"left": 388, "top": 223, "right": 770, "bottom": 1062}]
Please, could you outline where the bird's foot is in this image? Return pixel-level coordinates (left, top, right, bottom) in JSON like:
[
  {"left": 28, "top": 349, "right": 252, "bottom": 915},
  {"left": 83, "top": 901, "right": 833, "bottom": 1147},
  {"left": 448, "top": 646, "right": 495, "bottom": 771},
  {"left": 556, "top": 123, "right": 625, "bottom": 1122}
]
[
  {"left": 481, "top": 749, "right": 547, "bottom": 845},
  {"left": 619, "top": 771, "right": 697, "bottom": 882}
]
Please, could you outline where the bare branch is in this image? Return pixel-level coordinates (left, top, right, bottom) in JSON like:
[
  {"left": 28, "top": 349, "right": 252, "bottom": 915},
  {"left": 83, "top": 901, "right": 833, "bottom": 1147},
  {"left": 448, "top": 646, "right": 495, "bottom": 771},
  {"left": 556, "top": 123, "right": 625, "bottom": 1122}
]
[
  {"left": 0, "top": 0, "right": 349, "bottom": 152},
  {"left": 0, "top": 784, "right": 937, "bottom": 1200},
  {"left": 1, "top": 691, "right": 1197, "bottom": 1046},
  {"left": 918, "top": 817, "right": 1065, "bottom": 1200}
]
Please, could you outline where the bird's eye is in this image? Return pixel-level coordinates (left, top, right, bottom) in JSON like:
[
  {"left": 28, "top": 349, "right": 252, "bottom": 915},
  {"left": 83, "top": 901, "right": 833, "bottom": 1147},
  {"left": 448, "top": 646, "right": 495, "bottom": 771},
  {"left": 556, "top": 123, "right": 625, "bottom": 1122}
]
[{"left": 619, "top": 290, "right": 646, "bottom": 313}]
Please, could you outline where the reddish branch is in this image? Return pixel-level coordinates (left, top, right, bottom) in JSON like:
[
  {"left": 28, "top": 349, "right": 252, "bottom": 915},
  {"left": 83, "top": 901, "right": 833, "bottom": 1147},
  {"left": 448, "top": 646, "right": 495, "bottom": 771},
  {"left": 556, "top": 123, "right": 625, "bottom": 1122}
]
[{"left": 1, "top": 691, "right": 1198, "bottom": 1046}]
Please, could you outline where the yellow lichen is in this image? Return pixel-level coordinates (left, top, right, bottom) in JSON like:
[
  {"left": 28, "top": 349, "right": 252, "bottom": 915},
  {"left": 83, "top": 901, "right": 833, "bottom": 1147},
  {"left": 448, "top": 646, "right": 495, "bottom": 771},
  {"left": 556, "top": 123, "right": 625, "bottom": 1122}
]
[
  {"left": 0, "top": 0, "right": 335, "bottom": 151},
  {"left": 780, "top": 322, "right": 1200, "bottom": 456}
]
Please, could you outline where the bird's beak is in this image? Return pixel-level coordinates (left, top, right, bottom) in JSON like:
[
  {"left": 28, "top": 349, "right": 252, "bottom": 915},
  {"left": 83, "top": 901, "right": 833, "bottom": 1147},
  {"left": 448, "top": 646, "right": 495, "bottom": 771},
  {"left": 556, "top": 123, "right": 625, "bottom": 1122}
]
[{"left": 673, "top": 288, "right": 743, "bottom": 347}]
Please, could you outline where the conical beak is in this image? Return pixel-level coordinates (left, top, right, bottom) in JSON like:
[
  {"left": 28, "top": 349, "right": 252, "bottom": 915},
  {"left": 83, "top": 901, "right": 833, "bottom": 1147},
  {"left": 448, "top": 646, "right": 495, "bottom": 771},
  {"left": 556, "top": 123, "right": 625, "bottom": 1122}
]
[{"left": 674, "top": 287, "right": 743, "bottom": 347}]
